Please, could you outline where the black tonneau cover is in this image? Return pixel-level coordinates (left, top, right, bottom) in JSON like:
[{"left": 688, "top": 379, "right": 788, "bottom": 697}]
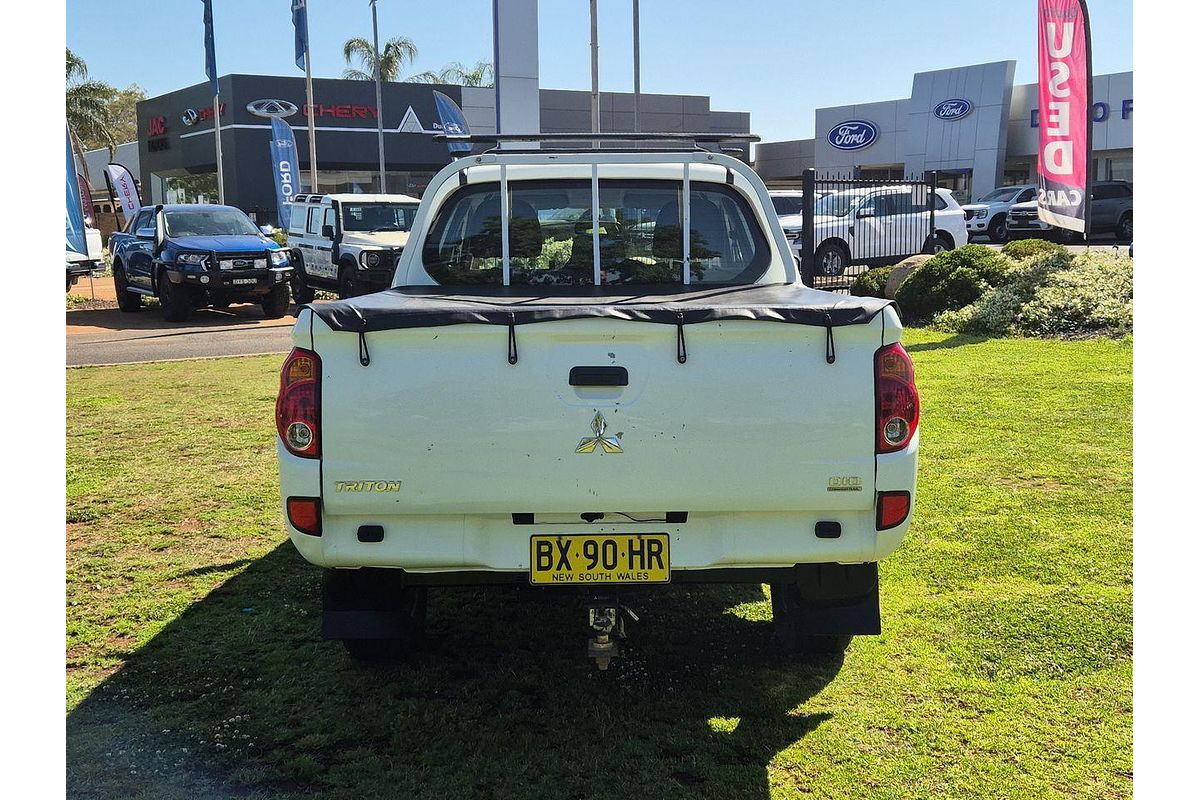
[{"left": 309, "top": 284, "right": 894, "bottom": 333}]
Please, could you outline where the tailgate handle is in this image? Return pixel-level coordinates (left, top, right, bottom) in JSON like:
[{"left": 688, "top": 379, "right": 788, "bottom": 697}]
[{"left": 570, "top": 366, "right": 628, "bottom": 387}]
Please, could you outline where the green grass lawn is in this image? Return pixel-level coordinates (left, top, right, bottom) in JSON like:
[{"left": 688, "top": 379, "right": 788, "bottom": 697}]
[{"left": 65, "top": 329, "right": 1132, "bottom": 800}]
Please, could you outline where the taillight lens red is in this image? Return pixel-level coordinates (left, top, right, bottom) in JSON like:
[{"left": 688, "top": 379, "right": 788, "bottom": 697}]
[
  {"left": 875, "top": 342, "right": 919, "bottom": 453},
  {"left": 287, "top": 496, "right": 322, "bottom": 536},
  {"left": 276, "top": 348, "right": 321, "bottom": 458},
  {"left": 876, "top": 491, "right": 911, "bottom": 530}
]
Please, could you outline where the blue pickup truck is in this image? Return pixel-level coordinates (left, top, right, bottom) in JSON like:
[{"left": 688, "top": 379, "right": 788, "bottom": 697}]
[{"left": 109, "top": 204, "right": 293, "bottom": 322}]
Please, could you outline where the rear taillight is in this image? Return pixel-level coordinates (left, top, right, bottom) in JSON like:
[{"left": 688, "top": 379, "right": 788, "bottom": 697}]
[
  {"left": 276, "top": 347, "right": 321, "bottom": 458},
  {"left": 875, "top": 342, "right": 919, "bottom": 453}
]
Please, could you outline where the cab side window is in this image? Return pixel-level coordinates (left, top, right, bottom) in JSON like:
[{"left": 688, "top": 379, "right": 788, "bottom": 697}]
[
  {"left": 132, "top": 209, "right": 153, "bottom": 233},
  {"left": 323, "top": 207, "right": 337, "bottom": 235},
  {"left": 1016, "top": 188, "right": 1037, "bottom": 203},
  {"left": 288, "top": 205, "right": 308, "bottom": 235},
  {"left": 306, "top": 207, "right": 322, "bottom": 235}
]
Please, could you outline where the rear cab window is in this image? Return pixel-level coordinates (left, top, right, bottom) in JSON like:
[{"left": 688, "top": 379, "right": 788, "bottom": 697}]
[{"left": 421, "top": 179, "right": 770, "bottom": 287}]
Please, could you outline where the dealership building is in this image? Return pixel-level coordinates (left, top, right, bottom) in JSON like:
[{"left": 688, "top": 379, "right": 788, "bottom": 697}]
[
  {"left": 127, "top": 74, "right": 750, "bottom": 226},
  {"left": 753, "top": 60, "right": 1132, "bottom": 203}
]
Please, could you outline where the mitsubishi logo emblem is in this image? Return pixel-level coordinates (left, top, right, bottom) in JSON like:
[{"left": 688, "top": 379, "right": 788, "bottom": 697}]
[{"left": 576, "top": 412, "right": 622, "bottom": 454}]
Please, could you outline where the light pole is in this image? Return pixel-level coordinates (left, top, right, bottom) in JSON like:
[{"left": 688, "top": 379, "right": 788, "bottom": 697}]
[
  {"left": 590, "top": 0, "right": 599, "bottom": 136},
  {"left": 632, "top": 0, "right": 640, "bottom": 133},
  {"left": 370, "top": 0, "right": 386, "bottom": 193}
]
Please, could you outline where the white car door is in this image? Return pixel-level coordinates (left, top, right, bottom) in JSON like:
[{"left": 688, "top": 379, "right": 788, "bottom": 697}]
[
  {"left": 850, "top": 193, "right": 890, "bottom": 261},
  {"left": 304, "top": 205, "right": 336, "bottom": 279}
]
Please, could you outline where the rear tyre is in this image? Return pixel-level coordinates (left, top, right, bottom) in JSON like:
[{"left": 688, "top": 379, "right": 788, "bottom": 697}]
[
  {"left": 156, "top": 273, "right": 193, "bottom": 322},
  {"left": 814, "top": 241, "right": 849, "bottom": 277},
  {"left": 1118, "top": 212, "right": 1132, "bottom": 242},
  {"left": 261, "top": 283, "right": 291, "bottom": 319},
  {"left": 986, "top": 214, "right": 1008, "bottom": 243},
  {"left": 933, "top": 231, "right": 955, "bottom": 254},
  {"left": 113, "top": 265, "right": 142, "bottom": 312},
  {"left": 291, "top": 263, "right": 316, "bottom": 305}
]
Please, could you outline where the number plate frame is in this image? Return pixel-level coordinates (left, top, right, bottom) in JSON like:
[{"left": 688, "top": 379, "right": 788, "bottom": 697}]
[{"left": 528, "top": 533, "right": 671, "bottom": 586}]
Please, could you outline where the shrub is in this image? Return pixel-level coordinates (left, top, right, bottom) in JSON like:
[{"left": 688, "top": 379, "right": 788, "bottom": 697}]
[
  {"left": 849, "top": 267, "right": 892, "bottom": 298},
  {"left": 269, "top": 229, "right": 288, "bottom": 247},
  {"left": 931, "top": 249, "right": 1073, "bottom": 335},
  {"left": 1001, "top": 238, "right": 1067, "bottom": 260},
  {"left": 1018, "top": 251, "right": 1132, "bottom": 336},
  {"left": 894, "top": 244, "right": 1014, "bottom": 321}
]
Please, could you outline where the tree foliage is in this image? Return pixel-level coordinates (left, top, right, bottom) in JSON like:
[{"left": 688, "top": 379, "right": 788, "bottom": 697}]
[{"left": 342, "top": 36, "right": 419, "bottom": 81}]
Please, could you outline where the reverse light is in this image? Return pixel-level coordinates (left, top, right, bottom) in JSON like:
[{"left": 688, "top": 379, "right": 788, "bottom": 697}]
[
  {"left": 286, "top": 496, "right": 322, "bottom": 536},
  {"left": 876, "top": 491, "right": 911, "bottom": 530},
  {"left": 276, "top": 347, "right": 321, "bottom": 458},
  {"left": 875, "top": 342, "right": 919, "bottom": 454}
]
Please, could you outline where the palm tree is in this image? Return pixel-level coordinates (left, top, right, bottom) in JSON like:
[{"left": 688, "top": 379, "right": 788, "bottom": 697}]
[
  {"left": 65, "top": 48, "right": 117, "bottom": 181},
  {"left": 342, "top": 36, "right": 418, "bottom": 81},
  {"left": 409, "top": 60, "right": 495, "bottom": 87}
]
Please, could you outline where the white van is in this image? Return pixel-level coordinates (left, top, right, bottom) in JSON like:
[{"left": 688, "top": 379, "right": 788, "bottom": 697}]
[{"left": 286, "top": 193, "right": 421, "bottom": 301}]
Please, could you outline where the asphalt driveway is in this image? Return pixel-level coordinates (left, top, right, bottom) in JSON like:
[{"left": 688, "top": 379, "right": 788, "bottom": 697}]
[{"left": 67, "top": 304, "right": 298, "bottom": 366}]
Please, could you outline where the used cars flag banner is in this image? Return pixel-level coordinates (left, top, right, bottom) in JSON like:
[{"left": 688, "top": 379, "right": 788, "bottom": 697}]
[
  {"left": 104, "top": 163, "right": 142, "bottom": 219},
  {"left": 269, "top": 117, "right": 300, "bottom": 228},
  {"left": 66, "top": 127, "right": 87, "bottom": 256},
  {"left": 1036, "top": 0, "right": 1092, "bottom": 234},
  {"left": 433, "top": 90, "right": 473, "bottom": 154}
]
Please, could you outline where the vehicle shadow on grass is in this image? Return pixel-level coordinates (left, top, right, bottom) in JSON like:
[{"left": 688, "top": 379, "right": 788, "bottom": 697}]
[
  {"left": 65, "top": 305, "right": 301, "bottom": 334},
  {"left": 67, "top": 544, "right": 843, "bottom": 800},
  {"left": 904, "top": 333, "right": 992, "bottom": 353}
]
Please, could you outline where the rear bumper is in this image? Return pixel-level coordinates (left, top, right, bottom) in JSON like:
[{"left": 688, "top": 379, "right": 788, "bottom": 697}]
[{"left": 277, "top": 432, "right": 919, "bottom": 577}]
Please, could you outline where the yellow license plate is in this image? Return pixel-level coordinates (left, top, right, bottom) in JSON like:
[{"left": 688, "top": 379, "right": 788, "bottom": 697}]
[{"left": 529, "top": 533, "right": 670, "bottom": 585}]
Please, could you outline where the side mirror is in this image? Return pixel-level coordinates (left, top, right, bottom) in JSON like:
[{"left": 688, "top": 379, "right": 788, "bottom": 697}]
[
  {"left": 135, "top": 227, "right": 156, "bottom": 240},
  {"left": 321, "top": 224, "right": 335, "bottom": 239}
]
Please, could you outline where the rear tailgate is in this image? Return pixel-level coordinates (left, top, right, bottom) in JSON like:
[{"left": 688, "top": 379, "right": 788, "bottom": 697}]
[{"left": 311, "top": 315, "right": 882, "bottom": 516}]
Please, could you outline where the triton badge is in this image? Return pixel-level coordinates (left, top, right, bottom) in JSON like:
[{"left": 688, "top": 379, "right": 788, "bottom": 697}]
[
  {"left": 576, "top": 412, "right": 623, "bottom": 454},
  {"left": 335, "top": 480, "right": 402, "bottom": 492}
]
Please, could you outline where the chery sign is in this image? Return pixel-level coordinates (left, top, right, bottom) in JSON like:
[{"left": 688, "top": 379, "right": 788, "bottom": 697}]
[{"left": 1036, "top": 0, "right": 1092, "bottom": 233}]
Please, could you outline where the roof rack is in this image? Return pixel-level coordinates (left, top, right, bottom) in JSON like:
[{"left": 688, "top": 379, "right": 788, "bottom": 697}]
[{"left": 434, "top": 131, "right": 759, "bottom": 153}]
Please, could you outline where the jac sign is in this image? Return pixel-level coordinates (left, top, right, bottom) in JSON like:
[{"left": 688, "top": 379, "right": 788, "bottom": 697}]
[
  {"left": 827, "top": 120, "right": 878, "bottom": 151},
  {"left": 1036, "top": 0, "right": 1092, "bottom": 234},
  {"left": 146, "top": 116, "right": 167, "bottom": 137}
]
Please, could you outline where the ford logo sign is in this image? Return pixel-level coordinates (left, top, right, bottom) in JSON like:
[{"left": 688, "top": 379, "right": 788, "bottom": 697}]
[
  {"left": 180, "top": 108, "right": 198, "bottom": 127},
  {"left": 933, "top": 98, "right": 973, "bottom": 121},
  {"left": 827, "top": 120, "right": 878, "bottom": 151},
  {"left": 246, "top": 99, "right": 300, "bottom": 119}
]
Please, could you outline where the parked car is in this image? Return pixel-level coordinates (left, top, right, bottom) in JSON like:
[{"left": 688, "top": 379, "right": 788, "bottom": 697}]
[
  {"left": 786, "top": 186, "right": 967, "bottom": 276},
  {"left": 1007, "top": 181, "right": 1133, "bottom": 242},
  {"left": 770, "top": 189, "right": 829, "bottom": 249},
  {"left": 275, "top": 140, "right": 921, "bottom": 668},
  {"left": 66, "top": 226, "right": 104, "bottom": 291},
  {"left": 961, "top": 184, "right": 1037, "bottom": 242},
  {"left": 109, "top": 204, "right": 293, "bottom": 322},
  {"left": 286, "top": 193, "right": 421, "bottom": 302}
]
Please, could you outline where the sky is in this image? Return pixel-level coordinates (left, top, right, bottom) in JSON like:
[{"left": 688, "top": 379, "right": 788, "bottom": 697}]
[{"left": 65, "top": 0, "right": 1132, "bottom": 144}]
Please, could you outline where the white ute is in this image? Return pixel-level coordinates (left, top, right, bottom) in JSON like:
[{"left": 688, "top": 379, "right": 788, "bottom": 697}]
[{"left": 275, "top": 134, "right": 920, "bottom": 668}]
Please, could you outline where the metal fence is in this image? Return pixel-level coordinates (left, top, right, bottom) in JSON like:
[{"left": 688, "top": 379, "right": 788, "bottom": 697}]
[{"left": 795, "top": 169, "right": 940, "bottom": 293}]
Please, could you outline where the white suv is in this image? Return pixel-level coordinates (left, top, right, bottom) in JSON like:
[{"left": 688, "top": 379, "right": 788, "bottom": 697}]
[
  {"left": 287, "top": 193, "right": 421, "bottom": 301},
  {"left": 788, "top": 186, "right": 967, "bottom": 276},
  {"left": 961, "top": 184, "right": 1037, "bottom": 242}
]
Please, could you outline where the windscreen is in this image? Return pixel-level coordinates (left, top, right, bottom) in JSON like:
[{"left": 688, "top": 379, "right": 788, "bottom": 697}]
[
  {"left": 421, "top": 179, "right": 769, "bottom": 286},
  {"left": 770, "top": 195, "right": 804, "bottom": 216},
  {"left": 341, "top": 203, "right": 418, "bottom": 232},
  {"left": 979, "top": 187, "right": 1022, "bottom": 203},
  {"left": 813, "top": 192, "right": 859, "bottom": 218},
  {"left": 164, "top": 209, "right": 260, "bottom": 237}
]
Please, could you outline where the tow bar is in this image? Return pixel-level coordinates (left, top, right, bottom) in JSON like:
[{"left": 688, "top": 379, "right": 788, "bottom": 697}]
[{"left": 586, "top": 593, "right": 638, "bottom": 670}]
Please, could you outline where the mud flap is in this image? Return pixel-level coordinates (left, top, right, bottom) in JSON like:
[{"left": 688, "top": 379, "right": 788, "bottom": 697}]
[
  {"left": 322, "top": 568, "right": 427, "bottom": 640},
  {"left": 774, "top": 562, "right": 881, "bottom": 636}
]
